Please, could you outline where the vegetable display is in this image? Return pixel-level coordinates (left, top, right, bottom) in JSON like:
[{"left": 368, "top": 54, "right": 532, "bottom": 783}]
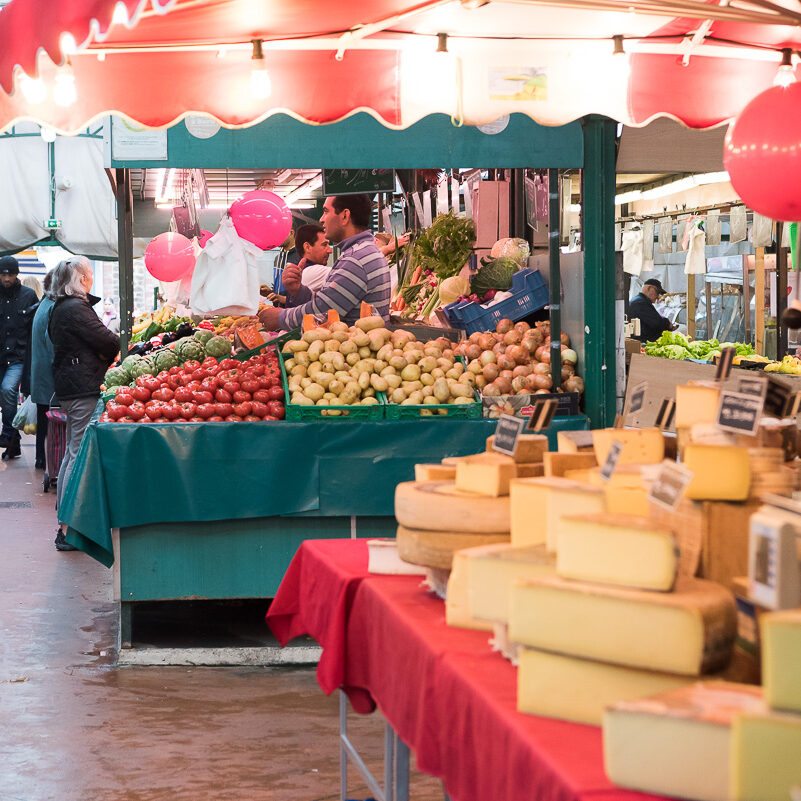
[
  {"left": 414, "top": 211, "right": 476, "bottom": 280},
  {"left": 643, "top": 331, "right": 755, "bottom": 361}
]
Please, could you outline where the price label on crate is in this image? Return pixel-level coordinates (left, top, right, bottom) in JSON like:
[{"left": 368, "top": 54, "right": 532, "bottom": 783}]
[
  {"left": 526, "top": 398, "right": 558, "bottom": 432},
  {"left": 492, "top": 414, "right": 525, "bottom": 457},
  {"left": 627, "top": 380, "right": 648, "bottom": 417},
  {"left": 715, "top": 347, "right": 736, "bottom": 381},
  {"left": 648, "top": 460, "right": 694, "bottom": 512},
  {"left": 717, "top": 390, "right": 763, "bottom": 436},
  {"left": 765, "top": 376, "right": 793, "bottom": 418},
  {"left": 600, "top": 440, "right": 623, "bottom": 483},
  {"left": 737, "top": 374, "right": 768, "bottom": 399}
]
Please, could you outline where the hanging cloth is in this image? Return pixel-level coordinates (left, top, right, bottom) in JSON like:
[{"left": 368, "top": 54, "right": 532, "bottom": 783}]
[
  {"left": 730, "top": 206, "right": 747, "bottom": 243},
  {"left": 751, "top": 213, "right": 774, "bottom": 248},
  {"left": 622, "top": 223, "right": 644, "bottom": 276},
  {"left": 658, "top": 216, "right": 673, "bottom": 253},
  {"left": 706, "top": 210, "right": 721, "bottom": 246},
  {"left": 641, "top": 219, "right": 655, "bottom": 272},
  {"left": 685, "top": 218, "right": 707, "bottom": 275}
]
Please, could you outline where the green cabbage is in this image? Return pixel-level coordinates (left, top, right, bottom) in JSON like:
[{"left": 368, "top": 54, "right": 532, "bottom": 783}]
[
  {"left": 490, "top": 238, "right": 530, "bottom": 266},
  {"left": 439, "top": 276, "right": 471, "bottom": 305},
  {"left": 471, "top": 257, "right": 520, "bottom": 297}
]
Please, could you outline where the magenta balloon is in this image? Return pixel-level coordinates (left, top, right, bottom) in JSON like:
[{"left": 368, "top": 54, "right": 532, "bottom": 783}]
[
  {"left": 144, "top": 232, "right": 195, "bottom": 282},
  {"left": 198, "top": 229, "right": 213, "bottom": 248},
  {"left": 229, "top": 190, "right": 292, "bottom": 250},
  {"left": 724, "top": 82, "right": 801, "bottom": 221}
]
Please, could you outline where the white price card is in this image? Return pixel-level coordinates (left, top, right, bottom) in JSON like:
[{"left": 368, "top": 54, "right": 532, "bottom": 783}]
[{"left": 648, "top": 460, "right": 694, "bottom": 512}]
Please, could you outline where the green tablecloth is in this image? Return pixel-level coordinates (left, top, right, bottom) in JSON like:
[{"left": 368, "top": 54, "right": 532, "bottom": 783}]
[{"left": 61, "top": 416, "right": 587, "bottom": 567}]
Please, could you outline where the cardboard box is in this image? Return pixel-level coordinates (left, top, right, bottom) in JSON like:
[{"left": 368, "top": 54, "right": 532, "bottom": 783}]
[{"left": 472, "top": 181, "right": 510, "bottom": 248}]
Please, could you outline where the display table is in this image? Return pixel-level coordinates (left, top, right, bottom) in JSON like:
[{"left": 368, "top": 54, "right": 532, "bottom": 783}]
[{"left": 267, "top": 539, "right": 667, "bottom": 801}]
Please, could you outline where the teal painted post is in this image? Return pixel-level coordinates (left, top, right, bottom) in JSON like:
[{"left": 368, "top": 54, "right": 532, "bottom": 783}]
[{"left": 581, "top": 116, "right": 616, "bottom": 428}]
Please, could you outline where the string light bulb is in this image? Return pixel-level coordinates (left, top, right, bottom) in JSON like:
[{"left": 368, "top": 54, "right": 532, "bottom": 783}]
[
  {"left": 774, "top": 48, "right": 796, "bottom": 88},
  {"left": 111, "top": 2, "right": 128, "bottom": 25},
  {"left": 610, "top": 34, "right": 631, "bottom": 84},
  {"left": 18, "top": 73, "right": 47, "bottom": 104},
  {"left": 54, "top": 59, "right": 77, "bottom": 107},
  {"left": 59, "top": 32, "right": 77, "bottom": 56},
  {"left": 40, "top": 125, "right": 57, "bottom": 143},
  {"left": 250, "top": 39, "right": 271, "bottom": 99}
]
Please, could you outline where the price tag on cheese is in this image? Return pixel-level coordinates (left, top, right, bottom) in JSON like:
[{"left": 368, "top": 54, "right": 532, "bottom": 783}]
[
  {"left": 526, "top": 398, "right": 558, "bottom": 432},
  {"left": 627, "top": 380, "right": 648, "bottom": 419},
  {"left": 715, "top": 347, "right": 736, "bottom": 381},
  {"left": 737, "top": 374, "right": 768, "bottom": 399},
  {"left": 716, "top": 389, "right": 763, "bottom": 436},
  {"left": 765, "top": 376, "right": 792, "bottom": 418},
  {"left": 654, "top": 398, "right": 676, "bottom": 431},
  {"left": 492, "top": 414, "right": 526, "bottom": 457},
  {"left": 648, "top": 460, "right": 694, "bottom": 511},
  {"left": 599, "top": 440, "right": 623, "bottom": 482}
]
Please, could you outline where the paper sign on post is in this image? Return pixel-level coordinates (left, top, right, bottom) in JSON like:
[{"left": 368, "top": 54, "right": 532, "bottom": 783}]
[
  {"left": 715, "top": 347, "right": 736, "bottom": 381},
  {"left": 600, "top": 440, "right": 623, "bottom": 482},
  {"left": 648, "top": 461, "right": 694, "bottom": 511},
  {"left": 526, "top": 398, "right": 558, "bottom": 432},
  {"left": 492, "top": 414, "right": 526, "bottom": 457}
]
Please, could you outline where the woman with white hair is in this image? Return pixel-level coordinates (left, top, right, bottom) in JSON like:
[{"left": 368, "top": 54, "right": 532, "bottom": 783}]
[{"left": 48, "top": 256, "right": 119, "bottom": 552}]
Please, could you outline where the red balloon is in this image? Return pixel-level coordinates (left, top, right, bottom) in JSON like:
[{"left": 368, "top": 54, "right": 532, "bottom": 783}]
[
  {"left": 144, "top": 232, "right": 195, "bottom": 282},
  {"left": 229, "top": 190, "right": 292, "bottom": 250},
  {"left": 724, "top": 82, "right": 801, "bottom": 222},
  {"left": 198, "top": 229, "right": 213, "bottom": 247}
]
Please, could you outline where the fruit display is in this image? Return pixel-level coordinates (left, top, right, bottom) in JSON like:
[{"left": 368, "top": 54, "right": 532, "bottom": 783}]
[
  {"left": 131, "top": 305, "right": 193, "bottom": 343},
  {"left": 643, "top": 331, "right": 755, "bottom": 361},
  {"left": 100, "top": 349, "right": 285, "bottom": 423}
]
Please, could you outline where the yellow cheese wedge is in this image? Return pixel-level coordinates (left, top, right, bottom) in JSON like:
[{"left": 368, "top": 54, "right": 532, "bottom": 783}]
[
  {"left": 509, "top": 575, "right": 736, "bottom": 675},
  {"left": 517, "top": 648, "right": 692, "bottom": 726},
  {"left": 445, "top": 549, "right": 493, "bottom": 631},
  {"left": 510, "top": 477, "right": 605, "bottom": 552},
  {"left": 676, "top": 382, "right": 721, "bottom": 429},
  {"left": 543, "top": 451, "right": 598, "bottom": 477},
  {"left": 394, "top": 481, "right": 510, "bottom": 533},
  {"left": 455, "top": 456, "right": 516, "bottom": 497},
  {"left": 683, "top": 445, "right": 750, "bottom": 501},
  {"left": 395, "top": 525, "right": 509, "bottom": 571},
  {"left": 556, "top": 513, "right": 678, "bottom": 591},
  {"left": 593, "top": 427, "right": 665, "bottom": 466},
  {"left": 603, "top": 682, "right": 764, "bottom": 801},
  {"left": 557, "top": 430, "right": 595, "bottom": 453},
  {"left": 415, "top": 463, "right": 457, "bottom": 482},
  {"left": 485, "top": 433, "right": 548, "bottom": 463},
  {"left": 731, "top": 707, "right": 801, "bottom": 801},
  {"left": 604, "top": 484, "right": 651, "bottom": 516},
  {"left": 464, "top": 543, "right": 555, "bottom": 624},
  {"left": 516, "top": 463, "right": 544, "bottom": 478},
  {"left": 761, "top": 609, "right": 801, "bottom": 713}
]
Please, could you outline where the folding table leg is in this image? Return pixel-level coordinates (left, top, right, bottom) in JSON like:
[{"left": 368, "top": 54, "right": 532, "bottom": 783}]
[
  {"left": 384, "top": 723, "right": 395, "bottom": 801},
  {"left": 394, "top": 734, "right": 410, "bottom": 801},
  {"left": 340, "top": 692, "right": 348, "bottom": 801},
  {"left": 442, "top": 783, "right": 452, "bottom": 801}
]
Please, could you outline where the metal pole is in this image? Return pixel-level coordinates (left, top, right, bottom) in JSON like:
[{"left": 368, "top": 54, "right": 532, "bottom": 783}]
[
  {"left": 777, "top": 221, "right": 788, "bottom": 358},
  {"left": 512, "top": 168, "right": 526, "bottom": 239},
  {"left": 548, "top": 168, "right": 562, "bottom": 390},
  {"left": 339, "top": 692, "right": 348, "bottom": 801},
  {"left": 115, "top": 168, "right": 134, "bottom": 356}
]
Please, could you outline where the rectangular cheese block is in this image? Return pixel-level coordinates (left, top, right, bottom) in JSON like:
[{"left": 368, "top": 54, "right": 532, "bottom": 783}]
[
  {"left": 517, "top": 648, "right": 692, "bottom": 726},
  {"left": 510, "top": 477, "right": 605, "bottom": 552},
  {"left": 556, "top": 513, "right": 678, "bottom": 591},
  {"left": 485, "top": 433, "right": 548, "bottom": 463},
  {"left": 445, "top": 548, "right": 493, "bottom": 631},
  {"left": 465, "top": 543, "right": 555, "bottom": 623},
  {"left": 684, "top": 445, "right": 751, "bottom": 501},
  {"left": 761, "top": 609, "right": 801, "bottom": 712},
  {"left": 557, "top": 430, "right": 595, "bottom": 453},
  {"left": 543, "top": 451, "right": 598, "bottom": 478},
  {"left": 604, "top": 682, "right": 764, "bottom": 801},
  {"left": 515, "top": 462, "right": 544, "bottom": 478},
  {"left": 593, "top": 427, "right": 665, "bottom": 466},
  {"left": 415, "top": 463, "right": 457, "bottom": 482},
  {"left": 509, "top": 574, "right": 736, "bottom": 675},
  {"left": 455, "top": 455, "right": 516, "bottom": 497},
  {"left": 676, "top": 382, "right": 721, "bottom": 428},
  {"left": 731, "top": 707, "right": 801, "bottom": 801},
  {"left": 604, "top": 483, "right": 650, "bottom": 516}
]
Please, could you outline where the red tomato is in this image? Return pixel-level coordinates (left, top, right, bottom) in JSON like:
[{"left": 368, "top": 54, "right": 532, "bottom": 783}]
[
  {"left": 222, "top": 381, "right": 241, "bottom": 395},
  {"left": 174, "top": 387, "right": 194, "bottom": 403},
  {"left": 193, "top": 390, "right": 214, "bottom": 405},
  {"left": 250, "top": 401, "right": 269, "bottom": 418},
  {"left": 167, "top": 374, "right": 181, "bottom": 390},
  {"left": 265, "top": 386, "right": 283, "bottom": 402},
  {"left": 214, "top": 388, "right": 232, "bottom": 403},
  {"left": 179, "top": 373, "right": 195, "bottom": 387},
  {"left": 178, "top": 402, "right": 197, "bottom": 420},
  {"left": 202, "top": 357, "right": 219, "bottom": 369},
  {"left": 243, "top": 415, "right": 261, "bottom": 422},
  {"left": 200, "top": 377, "right": 219, "bottom": 393},
  {"left": 127, "top": 401, "right": 146, "bottom": 421},
  {"left": 207, "top": 415, "right": 225, "bottom": 422},
  {"left": 168, "top": 366, "right": 182, "bottom": 375},
  {"left": 266, "top": 401, "right": 285, "bottom": 419},
  {"left": 188, "top": 417, "right": 205, "bottom": 422},
  {"left": 186, "top": 381, "right": 202, "bottom": 392},
  {"left": 144, "top": 401, "right": 163, "bottom": 420},
  {"left": 151, "top": 387, "right": 174, "bottom": 402},
  {"left": 265, "top": 415, "right": 278, "bottom": 421},
  {"left": 131, "top": 386, "right": 151, "bottom": 403},
  {"left": 183, "top": 360, "right": 201, "bottom": 371},
  {"left": 215, "top": 402, "right": 234, "bottom": 418},
  {"left": 161, "top": 403, "right": 181, "bottom": 421},
  {"left": 267, "top": 375, "right": 282, "bottom": 389},
  {"left": 115, "top": 392, "right": 134, "bottom": 407},
  {"left": 219, "top": 369, "right": 240, "bottom": 381},
  {"left": 99, "top": 412, "right": 111, "bottom": 422},
  {"left": 193, "top": 368, "right": 209, "bottom": 381},
  {"left": 252, "top": 389, "right": 271, "bottom": 404},
  {"left": 115, "top": 385, "right": 133, "bottom": 396},
  {"left": 240, "top": 379, "right": 260, "bottom": 394},
  {"left": 134, "top": 375, "right": 151, "bottom": 388},
  {"left": 205, "top": 363, "right": 221, "bottom": 376},
  {"left": 118, "top": 416, "right": 137, "bottom": 423},
  {"left": 106, "top": 401, "right": 128, "bottom": 420},
  {"left": 220, "top": 359, "right": 239, "bottom": 370},
  {"left": 232, "top": 390, "right": 251, "bottom": 404},
  {"left": 249, "top": 364, "right": 265, "bottom": 376},
  {"left": 224, "top": 415, "right": 243, "bottom": 422},
  {"left": 156, "top": 370, "right": 170, "bottom": 382},
  {"left": 233, "top": 401, "right": 252, "bottom": 417},
  {"left": 196, "top": 403, "right": 216, "bottom": 419},
  {"left": 256, "top": 376, "right": 272, "bottom": 389}
]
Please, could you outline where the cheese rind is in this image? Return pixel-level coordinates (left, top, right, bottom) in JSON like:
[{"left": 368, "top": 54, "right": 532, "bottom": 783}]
[
  {"left": 684, "top": 445, "right": 750, "bottom": 501},
  {"left": 676, "top": 382, "right": 721, "bottom": 428},
  {"left": 394, "top": 481, "right": 510, "bottom": 533},
  {"left": 464, "top": 543, "right": 555, "bottom": 623},
  {"left": 761, "top": 609, "right": 801, "bottom": 712},
  {"left": 455, "top": 458, "right": 516, "bottom": 497},
  {"left": 543, "top": 451, "right": 598, "bottom": 477},
  {"left": 414, "top": 463, "right": 457, "bottom": 482},
  {"left": 509, "top": 575, "right": 736, "bottom": 675},
  {"left": 445, "top": 549, "right": 493, "bottom": 631},
  {"left": 485, "top": 433, "right": 548, "bottom": 463},
  {"left": 556, "top": 513, "right": 678, "bottom": 591},
  {"left": 396, "top": 525, "right": 509, "bottom": 571},
  {"left": 593, "top": 427, "right": 665, "bottom": 465},
  {"left": 517, "top": 648, "right": 691, "bottom": 726},
  {"left": 557, "top": 430, "right": 595, "bottom": 453},
  {"left": 603, "top": 682, "right": 763, "bottom": 801},
  {"left": 731, "top": 708, "right": 801, "bottom": 801}
]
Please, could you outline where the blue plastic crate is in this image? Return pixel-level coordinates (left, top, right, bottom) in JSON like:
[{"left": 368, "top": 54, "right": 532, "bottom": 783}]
[{"left": 443, "top": 268, "right": 548, "bottom": 335}]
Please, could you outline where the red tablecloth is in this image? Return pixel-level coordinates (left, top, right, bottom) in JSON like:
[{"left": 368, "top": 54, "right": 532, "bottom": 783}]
[{"left": 267, "top": 539, "right": 670, "bottom": 801}]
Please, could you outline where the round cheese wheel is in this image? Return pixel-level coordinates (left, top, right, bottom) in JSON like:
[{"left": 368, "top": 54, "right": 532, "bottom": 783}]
[
  {"left": 396, "top": 525, "right": 509, "bottom": 571},
  {"left": 394, "top": 481, "right": 511, "bottom": 533}
]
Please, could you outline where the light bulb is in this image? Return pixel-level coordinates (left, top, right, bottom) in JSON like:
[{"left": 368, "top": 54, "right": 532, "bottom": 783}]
[
  {"left": 40, "top": 126, "right": 57, "bottom": 143},
  {"left": 774, "top": 49, "right": 796, "bottom": 88},
  {"left": 250, "top": 39, "right": 271, "bottom": 99},
  {"left": 60, "top": 32, "right": 77, "bottom": 56},
  {"left": 19, "top": 74, "right": 47, "bottom": 104},
  {"left": 111, "top": 2, "right": 128, "bottom": 25},
  {"left": 54, "top": 63, "right": 77, "bottom": 107},
  {"left": 609, "top": 35, "right": 631, "bottom": 85}
]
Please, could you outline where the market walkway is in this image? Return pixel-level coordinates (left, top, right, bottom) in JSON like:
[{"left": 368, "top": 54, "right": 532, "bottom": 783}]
[{"left": 0, "top": 440, "right": 441, "bottom": 801}]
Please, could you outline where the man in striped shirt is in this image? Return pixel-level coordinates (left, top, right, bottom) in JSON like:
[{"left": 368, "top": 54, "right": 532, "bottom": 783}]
[{"left": 258, "top": 194, "right": 391, "bottom": 332}]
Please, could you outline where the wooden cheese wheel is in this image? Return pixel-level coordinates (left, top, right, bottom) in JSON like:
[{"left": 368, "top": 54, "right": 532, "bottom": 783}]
[
  {"left": 396, "top": 525, "right": 510, "bottom": 571},
  {"left": 394, "top": 481, "right": 511, "bottom": 533}
]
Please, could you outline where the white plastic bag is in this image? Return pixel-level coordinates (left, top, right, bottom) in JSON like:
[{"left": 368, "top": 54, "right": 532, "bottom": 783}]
[
  {"left": 13, "top": 396, "right": 36, "bottom": 431},
  {"left": 189, "top": 217, "right": 261, "bottom": 316}
]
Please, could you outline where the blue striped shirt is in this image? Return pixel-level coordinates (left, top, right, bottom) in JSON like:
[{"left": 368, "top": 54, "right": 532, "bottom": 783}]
[{"left": 278, "top": 231, "right": 391, "bottom": 329}]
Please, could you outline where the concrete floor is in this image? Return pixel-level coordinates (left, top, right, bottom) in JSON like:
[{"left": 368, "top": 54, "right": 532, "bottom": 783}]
[{"left": 0, "top": 439, "right": 442, "bottom": 801}]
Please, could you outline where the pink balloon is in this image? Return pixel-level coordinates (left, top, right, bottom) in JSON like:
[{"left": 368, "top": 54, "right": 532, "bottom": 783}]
[
  {"left": 229, "top": 190, "right": 292, "bottom": 250},
  {"left": 198, "top": 229, "right": 213, "bottom": 248},
  {"left": 144, "top": 232, "right": 195, "bottom": 282},
  {"left": 724, "top": 82, "right": 801, "bottom": 221}
]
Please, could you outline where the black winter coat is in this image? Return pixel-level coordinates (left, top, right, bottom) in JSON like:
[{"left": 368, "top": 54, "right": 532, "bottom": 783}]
[
  {"left": 49, "top": 293, "right": 120, "bottom": 400},
  {"left": 0, "top": 279, "right": 38, "bottom": 367}
]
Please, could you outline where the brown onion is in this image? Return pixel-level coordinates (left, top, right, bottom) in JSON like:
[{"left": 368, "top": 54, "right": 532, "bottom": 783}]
[
  {"left": 506, "top": 345, "right": 529, "bottom": 365},
  {"left": 479, "top": 350, "right": 497, "bottom": 366},
  {"left": 478, "top": 333, "right": 495, "bottom": 351},
  {"left": 482, "top": 363, "right": 499, "bottom": 382},
  {"left": 465, "top": 343, "right": 482, "bottom": 361},
  {"left": 532, "top": 373, "right": 553, "bottom": 390},
  {"left": 496, "top": 318, "right": 515, "bottom": 335},
  {"left": 561, "top": 364, "right": 576, "bottom": 381},
  {"left": 534, "top": 388, "right": 550, "bottom": 395},
  {"left": 533, "top": 362, "right": 552, "bottom": 375},
  {"left": 482, "top": 382, "right": 501, "bottom": 397},
  {"left": 560, "top": 331, "right": 570, "bottom": 346},
  {"left": 497, "top": 355, "right": 516, "bottom": 372},
  {"left": 495, "top": 376, "right": 513, "bottom": 394},
  {"left": 468, "top": 332, "right": 482, "bottom": 345},
  {"left": 503, "top": 329, "right": 522, "bottom": 346},
  {"left": 514, "top": 321, "right": 531, "bottom": 335},
  {"left": 512, "top": 376, "right": 529, "bottom": 393},
  {"left": 564, "top": 375, "right": 585, "bottom": 393},
  {"left": 535, "top": 345, "right": 551, "bottom": 364},
  {"left": 499, "top": 369, "right": 514, "bottom": 381},
  {"left": 474, "top": 375, "right": 487, "bottom": 390},
  {"left": 513, "top": 364, "right": 533, "bottom": 378}
]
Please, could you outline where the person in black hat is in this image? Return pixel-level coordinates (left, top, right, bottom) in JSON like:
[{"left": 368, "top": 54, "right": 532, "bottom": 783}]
[
  {"left": 628, "top": 278, "right": 678, "bottom": 343},
  {"left": 0, "top": 255, "right": 38, "bottom": 460}
]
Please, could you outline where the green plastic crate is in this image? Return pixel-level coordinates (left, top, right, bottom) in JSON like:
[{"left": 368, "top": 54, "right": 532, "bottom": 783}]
[
  {"left": 234, "top": 327, "right": 301, "bottom": 362},
  {"left": 279, "top": 352, "right": 385, "bottom": 421}
]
